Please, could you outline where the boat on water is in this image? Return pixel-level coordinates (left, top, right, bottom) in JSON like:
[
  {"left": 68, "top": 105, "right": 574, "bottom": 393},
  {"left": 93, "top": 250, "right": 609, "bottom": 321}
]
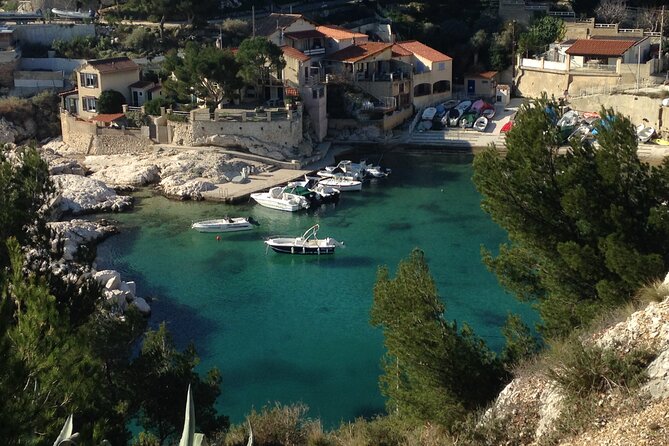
[
  {"left": 365, "top": 165, "right": 391, "bottom": 178},
  {"left": 191, "top": 216, "right": 258, "bottom": 233},
  {"left": 250, "top": 187, "right": 310, "bottom": 212},
  {"left": 265, "top": 224, "right": 344, "bottom": 255},
  {"left": 473, "top": 116, "right": 488, "bottom": 132},
  {"left": 51, "top": 8, "right": 95, "bottom": 19},
  {"left": 318, "top": 175, "right": 363, "bottom": 192},
  {"left": 287, "top": 175, "right": 340, "bottom": 203}
]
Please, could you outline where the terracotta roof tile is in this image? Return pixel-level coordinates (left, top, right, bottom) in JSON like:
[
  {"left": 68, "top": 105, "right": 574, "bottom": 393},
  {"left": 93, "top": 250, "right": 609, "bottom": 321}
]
[
  {"left": 86, "top": 57, "right": 138, "bottom": 74},
  {"left": 284, "top": 29, "right": 325, "bottom": 40},
  {"left": 253, "top": 13, "right": 314, "bottom": 37},
  {"left": 566, "top": 39, "right": 637, "bottom": 56},
  {"left": 325, "top": 42, "right": 391, "bottom": 63},
  {"left": 91, "top": 113, "right": 126, "bottom": 123},
  {"left": 128, "top": 80, "right": 154, "bottom": 89},
  {"left": 281, "top": 45, "right": 310, "bottom": 62},
  {"left": 396, "top": 40, "right": 452, "bottom": 62},
  {"left": 316, "top": 25, "right": 367, "bottom": 40},
  {"left": 476, "top": 71, "right": 498, "bottom": 79},
  {"left": 391, "top": 44, "right": 413, "bottom": 57}
]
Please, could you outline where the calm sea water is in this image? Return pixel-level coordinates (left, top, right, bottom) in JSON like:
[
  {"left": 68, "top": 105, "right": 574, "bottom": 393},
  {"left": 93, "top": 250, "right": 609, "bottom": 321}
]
[{"left": 95, "top": 151, "right": 535, "bottom": 427}]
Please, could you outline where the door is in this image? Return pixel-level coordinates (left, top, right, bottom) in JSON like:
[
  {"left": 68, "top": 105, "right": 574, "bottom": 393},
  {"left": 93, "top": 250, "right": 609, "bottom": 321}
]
[
  {"left": 467, "top": 80, "right": 476, "bottom": 94},
  {"left": 132, "top": 90, "right": 139, "bottom": 106}
]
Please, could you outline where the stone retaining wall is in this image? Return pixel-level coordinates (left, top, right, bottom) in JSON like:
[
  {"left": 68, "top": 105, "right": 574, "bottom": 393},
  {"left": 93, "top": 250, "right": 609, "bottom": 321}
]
[{"left": 569, "top": 94, "right": 667, "bottom": 135}]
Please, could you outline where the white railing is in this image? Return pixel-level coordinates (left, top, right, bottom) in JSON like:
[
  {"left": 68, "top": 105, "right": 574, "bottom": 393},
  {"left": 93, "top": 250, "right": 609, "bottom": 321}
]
[
  {"left": 572, "top": 63, "right": 617, "bottom": 72},
  {"left": 548, "top": 11, "right": 575, "bottom": 17},
  {"left": 619, "top": 28, "right": 642, "bottom": 33},
  {"left": 645, "top": 31, "right": 661, "bottom": 37},
  {"left": 594, "top": 23, "right": 616, "bottom": 28},
  {"left": 303, "top": 47, "right": 325, "bottom": 56}
]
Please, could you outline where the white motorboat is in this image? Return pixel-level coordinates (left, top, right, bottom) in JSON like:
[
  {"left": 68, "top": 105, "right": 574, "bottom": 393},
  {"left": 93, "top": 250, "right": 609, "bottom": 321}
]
[
  {"left": 317, "top": 160, "right": 365, "bottom": 180},
  {"left": 365, "top": 165, "right": 391, "bottom": 178},
  {"left": 250, "top": 187, "right": 310, "bottom": 212},
  {"left": 265, "top": 224, "right": 344, "bottom": 255},
  {"left": 422, "top": 107, "right": 437, "bottom": 121},
  {"left": 557, "top": 110, "right": 580, "bottom": 128},
  {"left": 51, "top": 8, "right": 95, "bottom": 19},
  {"left": 473, "top": 116, "right": 488, "bottom": 132},
  {"left": 318, "top": 175, "right": 362, "bottom": 192},
  {"left": 191, "top": 217, "right": 258, "bottom": 233},
  {"left": 447, "top": 100, "right": 472, "bottom": 127},
  {"left": 637, "top": 125, "right": 655, "bottom": 143},
  {"left": 287, "top": 175, "right": 340, "bottom": 203}
]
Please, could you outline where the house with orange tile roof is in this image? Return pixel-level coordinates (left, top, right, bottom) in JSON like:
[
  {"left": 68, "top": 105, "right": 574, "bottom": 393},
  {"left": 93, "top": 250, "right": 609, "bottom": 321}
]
[
  {"left": 394, "top": 40, "right": 453, "bottom": 108},
  {"left": 516, "top": 35, "right": 659, "bottom": 98},
  {"left": 464, "top": 71, "right": 499, "bottom": 98},
  {"left": 74, "top": 56, "right": 140, "bottom": 120}
]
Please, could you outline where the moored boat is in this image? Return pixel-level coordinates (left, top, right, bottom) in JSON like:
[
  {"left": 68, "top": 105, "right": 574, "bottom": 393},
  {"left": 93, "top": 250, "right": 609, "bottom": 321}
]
[
  {"left": 250, "top": 187, "right": 310, "bottom": 212},
  {"left": 473, "top": 116, "right": 488, "bottom": 132},
  {"left": 422, "top": 107, "right": 437, "bottom": 121},
  {"left": 265, "top": 224, "right": 344, "bottom": 255},
  {"left": 637, "top": 125, "right": 655, "bottom": 143},
  {"left": 51, "top": 8, "right": 95, "bottom": 19},
  {"left": 318, "top": 175, "right": 362, "bottom": 192},
  {"left": 191, "top": 216, "right": 258, "bottom": 233}
]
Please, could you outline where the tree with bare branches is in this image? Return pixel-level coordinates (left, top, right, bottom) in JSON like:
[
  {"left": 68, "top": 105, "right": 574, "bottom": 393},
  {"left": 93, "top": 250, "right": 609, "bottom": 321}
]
[{"left": 595, "top": 0, "right": 628, "bottom": 24}]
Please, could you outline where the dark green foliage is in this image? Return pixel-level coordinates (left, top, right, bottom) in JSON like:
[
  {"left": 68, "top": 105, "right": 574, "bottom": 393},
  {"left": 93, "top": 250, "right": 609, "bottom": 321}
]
[
  {"left": 123, "top": 27, "right": 159, "bottom": 56},
  {"left": 235, "top": 37, "right": 286, "bottom": 92},
  {"left": 53, "top": 35, "right": 101, "bottom": 59},
  {"left": 370, "top": 249, "right": 506, "bottom": 430},
  {"left": 164, "top": 42, "right": 241, "bottom": 108},
  {"left": 144, "top": 98, "right": 172, "bottom": 116},
  {"left": 473, "top": 99, "right": 669, "bottom": 338},
  {"left": 500, "top": 314, "right": 541, "bottom": 369},
  {"left": 97, "top": 90, "right": 127, "bottom": 114},
  {"left": 131, "top": 323, "right": 228, "bottom": 444},
  {"left": 518, "top": 16, "right": 565, "bottom": 57}
]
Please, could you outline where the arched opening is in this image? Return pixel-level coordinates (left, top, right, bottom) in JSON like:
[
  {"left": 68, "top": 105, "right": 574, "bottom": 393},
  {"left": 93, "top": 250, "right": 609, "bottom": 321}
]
[
  {"left": 433, "top": 80, "right": 451, "bottom": 94},
  {"left": 414, "top": 83, "right": 431, "bottom": 97}
]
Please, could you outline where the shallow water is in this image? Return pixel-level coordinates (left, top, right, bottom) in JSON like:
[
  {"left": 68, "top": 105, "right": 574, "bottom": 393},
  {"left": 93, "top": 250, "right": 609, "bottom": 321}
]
[{"left": 95, "top": 151, "right": 536, "bottom": 426}]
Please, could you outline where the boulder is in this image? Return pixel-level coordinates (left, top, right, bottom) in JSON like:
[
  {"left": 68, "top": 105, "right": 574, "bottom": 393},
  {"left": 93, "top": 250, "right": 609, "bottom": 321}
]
[
  {"left": 93, "top": 270, "right": 121, "bottom": 286},
  {"left": 132, "top": 297, "right": 151, "bottom": 315},
  {"left": 53, "top": 174, "right": 133, "bottom": 215},
  {"left": 105, "top": 275, "right": 121, "bottom": 291}
]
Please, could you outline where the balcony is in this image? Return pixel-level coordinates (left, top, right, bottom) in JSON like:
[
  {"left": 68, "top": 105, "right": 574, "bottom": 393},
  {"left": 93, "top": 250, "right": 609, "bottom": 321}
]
[{"left": 303, "top": 47, "right": 325, "bottom": 56}]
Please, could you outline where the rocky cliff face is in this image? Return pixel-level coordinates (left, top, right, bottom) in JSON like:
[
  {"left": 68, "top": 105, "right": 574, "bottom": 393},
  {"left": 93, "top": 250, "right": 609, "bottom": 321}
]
[{"left": 484, "top": 285, "right": 669, "bottom": 446}]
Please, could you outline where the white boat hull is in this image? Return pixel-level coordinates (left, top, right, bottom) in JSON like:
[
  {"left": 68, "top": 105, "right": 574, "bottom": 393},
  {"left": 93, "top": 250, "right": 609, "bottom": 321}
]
[
  {"left": 318, "top": 178, "right": 362, "bottom": 191},
  {"left": 191, "top": 217, "right": 255, "bottom": 233},
  {"left": 251, "top": 192, "right": 309, "bottom": 211}
]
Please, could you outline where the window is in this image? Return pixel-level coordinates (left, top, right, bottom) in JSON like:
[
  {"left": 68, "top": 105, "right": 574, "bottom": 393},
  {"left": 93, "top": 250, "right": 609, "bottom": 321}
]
[
  {"left": 82, "top": 96, "right": 97, "bottom": 112},
  {"left": 80, "top": 72, "right": 98, "bottom": 88},
  {"left": 313, "top": 89, "right": 318, "bottom": 99},
  {"left": 481, "top": 80, "right": 489, "bottom": 84},
  {"left": 438, "top": 62, "right": 445, "bottom": 71}
]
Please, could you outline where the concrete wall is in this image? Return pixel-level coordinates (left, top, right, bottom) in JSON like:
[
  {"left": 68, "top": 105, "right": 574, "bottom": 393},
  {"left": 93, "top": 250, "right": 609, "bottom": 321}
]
[
  {"left": 12, "top": 24, "right": 95, "bottom": 46},
  {"left": 13, "top": 70, "right": 64, "bottom": 87},
  {"left": 0, "top": 50, "right": 19, "bottom": 87},
  {"left": 60, "top": 112, "right": 154, "bottom": 154},
  {"left": 20, "top": 57, "right": 84, "bottom": 75},
  {"left": 568, "top": 93, "right": 665, "bottom": 132},
  {"left": 302, "top": 85, "right": 327, "bottom": 142},
  {"left": 190, "top": 112, "right": 302, "bottom": 148}
]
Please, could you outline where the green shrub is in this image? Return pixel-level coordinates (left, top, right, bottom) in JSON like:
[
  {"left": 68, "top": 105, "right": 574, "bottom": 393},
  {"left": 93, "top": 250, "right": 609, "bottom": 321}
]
[
  {"left": 123, "top": 27, "right": 157, "bottom": 55},
  {"left": 636, "top": 280, "right": 669, "bottom": 305},
  {"left": 166, "top": 113, "right": 189, "bottom": 123},
  {"left": 144, "top": 98, "right": 172, "bottom": 116},
  {"left": 224, "top": 403, "right": 324, "bottom": 446},
  {"left": 97, "top": 90, "right": 126, "bottom": 114},
  {"left": 545, "top": 336, "right": 654, "bottom": 398}
]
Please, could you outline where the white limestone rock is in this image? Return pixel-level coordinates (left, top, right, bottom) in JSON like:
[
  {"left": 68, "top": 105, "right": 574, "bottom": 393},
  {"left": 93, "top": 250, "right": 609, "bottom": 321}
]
[
  {"left": 132, "top": 297, "right": 151, "bottom": 315},
  {"left": 106, "top": 275, "right": 121, "bottom": 291},
  {"left": 0, "top": 117, "right": 18, "bottom": 144},
  {"left": 643, "top": 348, "right": 669, "bottom": 400},
  {"left": 47, "top": 219, "right": 118, "bottom": 261},
  {"left": 119, "top": 280, "right": 137, "bottom": 297},
  {"left": 93, "top": 270, "right": 121, "bottom": 286},
  {"left": 54, "top": 174, "right": 133, "bottom": 215}
]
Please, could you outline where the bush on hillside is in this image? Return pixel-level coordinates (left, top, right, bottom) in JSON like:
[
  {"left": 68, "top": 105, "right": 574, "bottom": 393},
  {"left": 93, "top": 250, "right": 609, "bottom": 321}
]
[{"left": 97, "top": 90, "right": 126, "bottom": 114}]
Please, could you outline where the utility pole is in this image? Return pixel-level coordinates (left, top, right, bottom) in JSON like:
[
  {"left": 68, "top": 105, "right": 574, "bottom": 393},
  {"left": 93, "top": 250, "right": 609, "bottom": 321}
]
[
  {"left": 660, "top": 5, "right": 665, "bottom": 74},
  {"left": 636, "top": 43, "right": 641, "bottom": 91}
]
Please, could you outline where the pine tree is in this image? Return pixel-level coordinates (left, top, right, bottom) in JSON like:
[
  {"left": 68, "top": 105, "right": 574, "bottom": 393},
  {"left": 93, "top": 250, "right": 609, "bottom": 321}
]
[
  {"left": 370, "top": 249, "right": 505, "bottom": 429},
  {"left": 473, "top": 100, "right": 669, "bottom": 338}
]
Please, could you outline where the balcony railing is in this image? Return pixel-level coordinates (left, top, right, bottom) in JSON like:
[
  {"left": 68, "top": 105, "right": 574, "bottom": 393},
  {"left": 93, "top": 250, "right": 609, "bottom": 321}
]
[{"left": 303, "top": 47, "right": 325, "bottom": 56}]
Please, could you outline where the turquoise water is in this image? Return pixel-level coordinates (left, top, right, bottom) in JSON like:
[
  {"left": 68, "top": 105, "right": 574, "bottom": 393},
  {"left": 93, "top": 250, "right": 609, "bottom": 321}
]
[{"left": 95, "top": 151, "right": 535, "bottom": 427}]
